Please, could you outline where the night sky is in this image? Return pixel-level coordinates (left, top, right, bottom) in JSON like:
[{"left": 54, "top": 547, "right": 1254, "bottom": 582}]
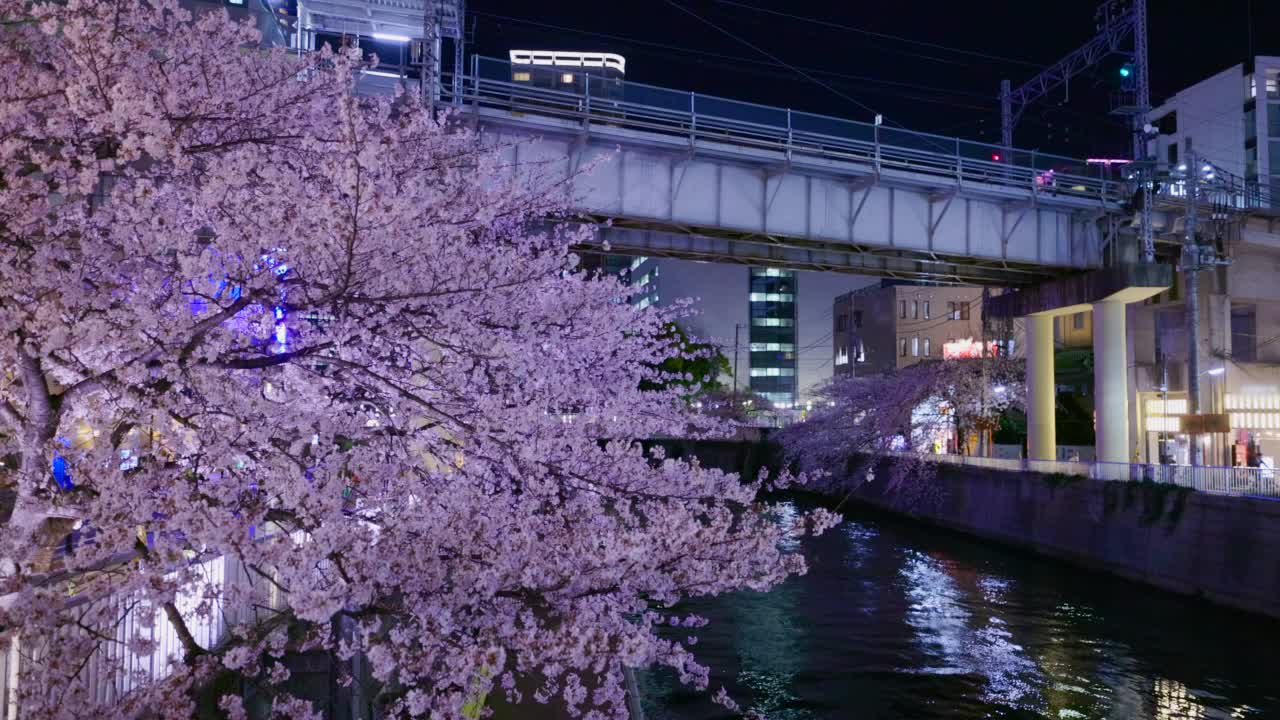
[{"left": 465, "top": 0, "right": 1280, "bottom": 158}]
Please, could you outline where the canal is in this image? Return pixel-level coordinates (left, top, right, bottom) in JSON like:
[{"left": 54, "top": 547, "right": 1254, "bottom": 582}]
[{"left": 637, "top": 498, "right": 1280, "bottom": 720}]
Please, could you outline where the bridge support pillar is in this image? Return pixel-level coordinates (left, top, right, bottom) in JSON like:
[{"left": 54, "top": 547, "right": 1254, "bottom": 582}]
[
  {"left": 1026, "top": 313, "right": 1056, "bottom": 463},
  {"left": 1093, "top": 300, "right": 1130, "bottom": 474}
]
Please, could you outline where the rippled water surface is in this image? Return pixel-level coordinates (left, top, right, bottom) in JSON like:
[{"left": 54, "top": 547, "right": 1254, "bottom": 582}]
[{"left": 639, "top": 500, "right": 1280, "bottom": 720}]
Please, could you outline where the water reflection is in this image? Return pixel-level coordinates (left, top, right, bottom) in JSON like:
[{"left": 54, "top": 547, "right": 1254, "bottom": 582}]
[
  {"left": 641, "top": 500, "right": 1280, "bottom": 719},
  {"left": 899, "top": 550, "right": 1042, "bottom": 709}
]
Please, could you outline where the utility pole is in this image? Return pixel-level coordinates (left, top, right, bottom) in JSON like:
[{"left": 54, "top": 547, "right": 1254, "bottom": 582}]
[
  {"left": 1183, "top": 138, "right": 1203, "bottom": 466},
  {"left": 421, "top": 0, "right": 438, "bottom": 115},
  {"left": 732, "top": 323, "right": 742, "bottom": 407},
  {"left": 1132, "top": 0, "right": 1154, "bottom": 262}
]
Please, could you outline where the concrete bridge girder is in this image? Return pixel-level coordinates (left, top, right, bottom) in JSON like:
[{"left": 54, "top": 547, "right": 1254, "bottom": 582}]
[{"left": 488, "top": 112, "right": 1112, "bottom": 285}]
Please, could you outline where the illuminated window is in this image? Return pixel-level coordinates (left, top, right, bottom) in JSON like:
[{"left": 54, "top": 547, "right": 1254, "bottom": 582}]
[
  {"left": 749, "top": 292, "right": 793, "bottom": 302},
  {"left": 750, "top": 367, "right": 795, "bottom": 377},
  {"left": 750, "top": 342, "right": 794, "bottom": 352},
  {"left": 561, "top": 73, "right": 575, "bottom": 84},
  {"left": 856, "top": 341, "right": 866, "bottom": 362},
  {"left": 513, "top": 71, "right": 531, "bottom": 82},
  {"left": 752, "top": 317, "right": 793, "bottom": 327},
  {"left": 923, "top": 338, "right": 931, "bottom": 356},
  {"left": 911, "top": 336, "right": 919, "bottom": 357}
]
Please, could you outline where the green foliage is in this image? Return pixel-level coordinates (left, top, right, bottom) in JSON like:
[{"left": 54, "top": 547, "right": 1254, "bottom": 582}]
[{"left": 641, "top": 322, "right": 732, "bottom": 397}]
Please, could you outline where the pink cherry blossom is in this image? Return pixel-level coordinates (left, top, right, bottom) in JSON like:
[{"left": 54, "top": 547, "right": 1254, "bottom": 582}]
[{"left": 0, "top": 1, "right": 835, "bottom": 717}]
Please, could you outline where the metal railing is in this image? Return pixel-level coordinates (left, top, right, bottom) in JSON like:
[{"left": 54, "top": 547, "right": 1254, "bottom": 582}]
[
  {"left": 899, "top": 452, "right": 1280, "bottom": 499},
  {"left": 351, "top": 57, "right": 1125, "bottom": 204}
]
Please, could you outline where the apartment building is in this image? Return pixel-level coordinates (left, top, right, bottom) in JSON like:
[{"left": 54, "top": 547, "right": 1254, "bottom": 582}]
[{"left": 833, "top": 283, "right": 987, "bottom": 377}]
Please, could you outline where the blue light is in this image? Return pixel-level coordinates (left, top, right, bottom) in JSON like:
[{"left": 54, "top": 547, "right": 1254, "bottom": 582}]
[
  {"left": 274, "top": 306, "right": 285, "bottom": 320},
  {"left": 51, "top": 456, "right": 73, "bottom": 491}
]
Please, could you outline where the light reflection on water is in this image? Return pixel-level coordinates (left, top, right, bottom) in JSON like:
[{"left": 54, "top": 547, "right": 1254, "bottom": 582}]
[{"left": 640, "top": 500, "right": 1280, "bottom": 720}]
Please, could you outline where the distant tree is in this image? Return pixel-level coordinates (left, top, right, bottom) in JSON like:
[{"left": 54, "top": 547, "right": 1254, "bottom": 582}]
[
  {"left": 776, "top": 359, "right": 1024, "bottom": 492},
  {"left": 641, "top": 322, "right": 733, "bottom": 397}
]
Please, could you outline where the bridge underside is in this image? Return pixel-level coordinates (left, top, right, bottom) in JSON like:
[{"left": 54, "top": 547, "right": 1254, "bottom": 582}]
[{"left": 584, "top": 224, "right": 1067, "bottom": 285}]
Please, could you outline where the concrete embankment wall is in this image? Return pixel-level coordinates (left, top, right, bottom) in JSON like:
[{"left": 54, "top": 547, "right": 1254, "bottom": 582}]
[
  {"left": 849, "top": 455, "right": 1280, "bottom": 620},
  {"left": 654, "top": 439, "right": 1280, "bottom": 619}
]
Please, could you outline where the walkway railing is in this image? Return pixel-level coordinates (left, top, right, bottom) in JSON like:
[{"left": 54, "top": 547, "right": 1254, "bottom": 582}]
[
  {"left": 360, "top": 58, "right": 1126, "bottom": 205},
  {"left": 900, "top": 452, "right": 1280, "bottom": 499}
]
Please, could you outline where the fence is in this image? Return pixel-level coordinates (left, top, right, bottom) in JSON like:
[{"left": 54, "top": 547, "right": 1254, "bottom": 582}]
[
  {"left": 357, "top": 57, "right": 1127, "bottom": 204},
  {"left": 463, "top": 57, "right": 1120, "bottom": 202},
  {"left": 901, "top": 452, "right": 1280, "bottom": 499}
]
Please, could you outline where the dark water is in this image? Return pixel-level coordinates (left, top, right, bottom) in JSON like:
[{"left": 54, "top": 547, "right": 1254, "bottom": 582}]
[{"left": 638, "top": 499, "right": 1280, "bottom": 720}]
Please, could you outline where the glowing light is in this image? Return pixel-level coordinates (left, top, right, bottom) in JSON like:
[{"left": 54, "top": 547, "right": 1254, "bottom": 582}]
[
  {"left": 509, "top": 50, "right": 626, "bottom": 74},
  {"left": 1207, "top": 367, "right": 1225, "bottom": 376},
  {"left": 372, "top": 33, "right": 410, "bottom": 43},
  {"left": 943, "top": 338, "right": 1002, "bottom": 360}
]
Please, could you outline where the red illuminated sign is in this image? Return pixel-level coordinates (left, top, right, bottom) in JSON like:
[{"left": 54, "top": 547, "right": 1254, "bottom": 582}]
[{"left": 942, "top": 338, "right": 1002, "bottom": 360}]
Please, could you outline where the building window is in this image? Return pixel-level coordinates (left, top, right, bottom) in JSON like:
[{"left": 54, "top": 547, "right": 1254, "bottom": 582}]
[
  {"left": 900, "top": 300, "right": 907, "bottom": 318},
  {"left": 947, "top": 301, "right": 958, "bottom": 320},
  {"left": 513, "top": 71, "right": 532, "bottom": 82},
  {"left": 856, "top": 340, "right": 866, "bottom": 362},
  {"left": 923, "top": 337, "right": 931, "bottom": 356},
  {"left": 912, "top": 300, "right": 919, "bottom": 319},
  {"left": 1232, "top": 306, "right": 1257, "bottom": 362},
  {"left": 1073, "top": 312, "right": 1085, "bottom": 330},
  {"left": 923, "top": 301, "right": 930, "bottom": 319},
  {"left": 750, "top": 342, "right": 795, "bottom": 352},
  {"left": 911, "top": 336, "right": 919, "bottom": 357},
  {"left": 749, "top": 292, "right": 793, "bottom": 302},
  {"left": 753, "top": 317, "right": 793, "bottom": 327},
  {"left": 836, "top": 315, "right": 847, "bottom": 331},
  {"left": 900, "top": 338, "right": 908, "bottom": 356},
  {"left": 853, "top": 310, "right": 863, "bottom": 328},
  {"left": 750, "top": 367, "right": 796, "bottom": 377},
  {"left": 959, "top": 302, "right": 970, "bottom": 321}
]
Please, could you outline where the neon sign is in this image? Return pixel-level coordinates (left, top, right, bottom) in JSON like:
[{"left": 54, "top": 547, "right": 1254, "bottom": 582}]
[{"left": 942, "top": 338, "right": 1002, "bottom": 360}]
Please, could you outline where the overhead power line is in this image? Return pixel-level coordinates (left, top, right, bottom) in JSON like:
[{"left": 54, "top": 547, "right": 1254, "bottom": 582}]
[
  {"left": 660, "top": 0, "right": 884, "bottom": 121},
  {"left": 473, "top": 11, "right": 996, "bottom": 105},
  {"left": 712, "top": 0, "right": 1045, "bottom": 69}
]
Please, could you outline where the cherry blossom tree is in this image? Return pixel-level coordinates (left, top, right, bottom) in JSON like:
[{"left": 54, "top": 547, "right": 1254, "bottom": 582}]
[
  {"left": 776, "top": 359, "right": 1024, "bottom": 494},
  {"left": 0, "top": 1, "right": 838, "bottom": 717}
]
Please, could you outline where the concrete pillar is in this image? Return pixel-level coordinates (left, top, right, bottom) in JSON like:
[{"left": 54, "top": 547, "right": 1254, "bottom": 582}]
[
  {"left": 1026, "top": 314, "right": 1056, "bottom": 461},
  {"left": 1093, "top": 300, "right": 1129, "bottom": 466}
]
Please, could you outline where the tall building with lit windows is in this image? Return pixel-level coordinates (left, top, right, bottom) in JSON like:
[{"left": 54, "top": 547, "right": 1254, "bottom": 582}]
[
  {"left": 748, "top": 268, "right": 798, "bottom": 409},
  {"left": 1146, "top": 55, "right": 1280, "bottom": 208},
  {"left": 613, "top": 256, "right": 870, "bottom": 413}
]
